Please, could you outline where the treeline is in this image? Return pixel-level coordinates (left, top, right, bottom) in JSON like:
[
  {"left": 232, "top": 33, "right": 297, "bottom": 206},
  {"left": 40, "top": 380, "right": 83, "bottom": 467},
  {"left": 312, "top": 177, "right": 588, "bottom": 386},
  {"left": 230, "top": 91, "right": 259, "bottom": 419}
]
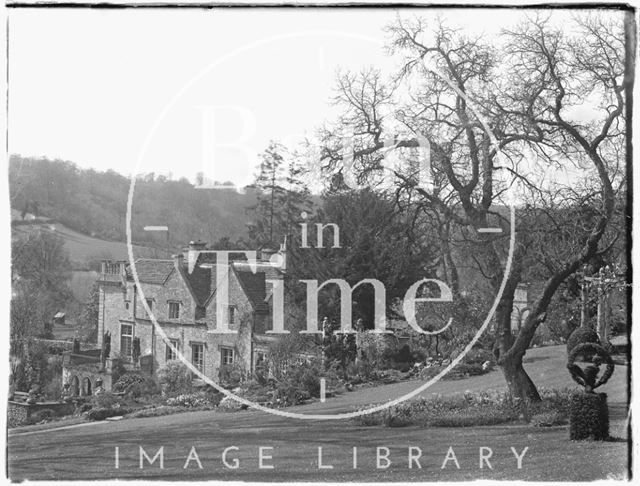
[{"left": 9, "top": 155, "right": 259, "bottom": 248}]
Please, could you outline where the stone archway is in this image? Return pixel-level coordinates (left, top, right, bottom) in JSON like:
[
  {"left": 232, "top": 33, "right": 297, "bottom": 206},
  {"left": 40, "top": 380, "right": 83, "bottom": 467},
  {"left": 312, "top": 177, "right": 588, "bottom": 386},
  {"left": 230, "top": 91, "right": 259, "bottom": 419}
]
[
  {"left": 70, "top": 375, "right": 79, "bottom": 396},
  {"left": 81, "top": 377, "right": 92, "bottom": 396}
]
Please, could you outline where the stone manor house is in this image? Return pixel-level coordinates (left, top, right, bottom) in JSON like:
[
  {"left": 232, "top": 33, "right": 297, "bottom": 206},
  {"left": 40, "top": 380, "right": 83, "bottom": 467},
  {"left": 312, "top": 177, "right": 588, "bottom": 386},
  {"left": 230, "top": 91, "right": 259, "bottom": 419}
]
[
  {"left": 63, "top": 241, "right": 286, "bottom": 393},
  {"left": 61, "top": 239, "right": 533, "bottom": 396}
]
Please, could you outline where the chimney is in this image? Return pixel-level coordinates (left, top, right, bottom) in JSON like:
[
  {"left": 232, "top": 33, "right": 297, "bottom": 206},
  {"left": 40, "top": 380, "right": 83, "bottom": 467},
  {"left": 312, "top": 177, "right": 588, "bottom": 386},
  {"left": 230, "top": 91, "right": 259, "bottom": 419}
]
[
  {"left": 101, "top": 260, "right": 126, "bottom": 276},
  {"left": 279, "top": 236, "right": 287, "bottom": 272},
  {"left": 173, "top": 253, "right": 184, "bottom": 272},
  {"left": 187, "top": 240, "right": 207, "bottom": 274},
  {"left": 260, "top": 248, "right": 276, "bottom": 262}
]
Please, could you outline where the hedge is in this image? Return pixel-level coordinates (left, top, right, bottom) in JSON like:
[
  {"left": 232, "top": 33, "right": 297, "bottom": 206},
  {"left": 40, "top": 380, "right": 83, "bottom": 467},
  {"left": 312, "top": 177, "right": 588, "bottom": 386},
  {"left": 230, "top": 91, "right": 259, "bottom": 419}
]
[{"left": 569, "top": 392, "right": 609, "bottom": 440}]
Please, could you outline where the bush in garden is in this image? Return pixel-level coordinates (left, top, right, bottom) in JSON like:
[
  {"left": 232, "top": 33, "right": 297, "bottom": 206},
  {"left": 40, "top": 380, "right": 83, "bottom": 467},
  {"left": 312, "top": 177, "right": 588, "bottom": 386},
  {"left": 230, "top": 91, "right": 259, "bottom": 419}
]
[
  {"left": 569, "top": 392, "right": 609, "bottom": 440},
  {"left": 114, "top": 372, "right": 159, "bottom": 398},
  {"left": 352, "top": 388, "right": 577, "bottom": 428},
  {"left": 29, "top": 409, "right": 54, "bottom": 423},
  {"left": 90, "top": 392, "right": 122, "bottom": 409},
  {"left": 449, "top": 362, "right": 486, "bottom": 378},
  {"left": 219, "top": 363, "right": 245, "bottom": 388},
  {"left": 113, "top": 372, "right": 145, "bottom": 392},
  {"left": 463, "top": 347, "right": 494, "bottom": 365},
  {"left": 566, "top": 327, "right": 600, "bottom": 358},
  {"left": 86, "top": 407, "right": 130, "bottom": 421},
  {"left": 79, "top": 402, "right": 93, "bottom": 414},
  {"left": 157, "top": 361, "right": 193, "bottom": 397},
  {"left": 165, "top": 393, "right": 211, "bottom": 408},
  {"left": 126, "top": 378, "right": 160, "bottom": 399},
  {"left": 110, "top": 357, "right": 128, "bottom": 383}
]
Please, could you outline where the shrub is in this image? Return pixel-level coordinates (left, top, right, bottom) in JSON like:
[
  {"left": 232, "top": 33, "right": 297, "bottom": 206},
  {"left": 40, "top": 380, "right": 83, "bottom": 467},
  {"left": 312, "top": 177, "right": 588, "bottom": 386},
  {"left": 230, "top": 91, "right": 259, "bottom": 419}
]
[
  {"left": 567, "top": 327, "right": 600, "bottom": 357},
  {"left": 114, "top": 372, "right": 158, "bottom": 398},
  {"left": 30, "top": 409, "right": 54, "bottom": 423},
  {"left": 43, "top": 374, "right": 63, "bottom": 401},
  {"left": 219, "top": 363, "right": 245, "bottom": 388},
  {"left": 569, "top": 392, "right": 609, "bottom": 440},
  {"left": 157, "top": 361, "right": 192, "bottom": 397},
  {"left": 449, "top": 362, "right": 486, "bottom": 379},
  {"left": 79, "top": 402, "right": 93, "bottom": 413},
  {"left": 113, "top": 373, "right": 145, "bottom": 393},
  {"left": 165, "top": 393, "right": 212, "bottom": 408},
  {"left": 110, "top": 357, "right": 127, "bottom": 383},
  {"left": 463, "top": 347, "right": 494, "bottom": 366},
  {"left": 86, "top": 407, "right": 130, "bottom": 421},
  {"left": 90, "top": 392, "right": 122, "bottom": 409}
]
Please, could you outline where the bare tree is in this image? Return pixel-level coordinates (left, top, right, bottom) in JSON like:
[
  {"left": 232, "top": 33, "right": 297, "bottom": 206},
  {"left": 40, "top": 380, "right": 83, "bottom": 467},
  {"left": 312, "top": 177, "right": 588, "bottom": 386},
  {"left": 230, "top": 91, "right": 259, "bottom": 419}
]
[{"left": 318, "top": 12, "right": 631, "bottom": 400}]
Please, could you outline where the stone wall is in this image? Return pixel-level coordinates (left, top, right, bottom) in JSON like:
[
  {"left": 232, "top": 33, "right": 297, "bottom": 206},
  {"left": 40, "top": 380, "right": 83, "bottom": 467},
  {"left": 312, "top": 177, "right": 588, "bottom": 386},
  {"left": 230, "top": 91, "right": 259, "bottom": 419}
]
[
  {"left": 7, "top": 401, "right": 75, "bottom": 428},
  {"left": 62, "top": 358, "right": 112, "bottom": 395}
]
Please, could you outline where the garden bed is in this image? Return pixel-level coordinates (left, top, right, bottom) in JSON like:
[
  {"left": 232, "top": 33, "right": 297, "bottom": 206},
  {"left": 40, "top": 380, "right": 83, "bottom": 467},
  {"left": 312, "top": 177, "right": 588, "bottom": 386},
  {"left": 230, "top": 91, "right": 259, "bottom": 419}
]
[{"left": 352, "top": 388, "right": 578, "bottom": 428}]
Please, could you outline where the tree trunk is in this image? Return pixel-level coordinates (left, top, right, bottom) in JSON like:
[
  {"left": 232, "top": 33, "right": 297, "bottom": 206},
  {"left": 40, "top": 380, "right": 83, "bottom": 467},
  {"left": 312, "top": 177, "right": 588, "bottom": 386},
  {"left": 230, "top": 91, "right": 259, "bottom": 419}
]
[{"left": 500, "top": 357, "right": 541, "bottom": 402}]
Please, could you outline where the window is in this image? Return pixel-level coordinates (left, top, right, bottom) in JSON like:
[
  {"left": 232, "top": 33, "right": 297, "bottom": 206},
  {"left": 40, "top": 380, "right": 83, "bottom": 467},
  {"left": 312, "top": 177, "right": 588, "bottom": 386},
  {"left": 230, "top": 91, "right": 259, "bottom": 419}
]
[
  {"left": 228, "top": 306, "right": 236, "bottom": 325},
  {"left": 165, "top": 339, "right": 179, "bottom": 362},
  {"left": 120, "top": 324, "right": 133, "bottom": 359},
  {"left": 221, "top": 347, "right": 235, "bottom": 366},
  {"left": 192, "top": 343, "right": 204, "bottom": 373},
  {"left": 125, "top": 301, "right": 130, "bottom": 310},
  {"left": 144, "top": 298, "right": 153, "bottom": 318},
  {"left": 169, "top": 301, "right": 180, "bottom": 319}
]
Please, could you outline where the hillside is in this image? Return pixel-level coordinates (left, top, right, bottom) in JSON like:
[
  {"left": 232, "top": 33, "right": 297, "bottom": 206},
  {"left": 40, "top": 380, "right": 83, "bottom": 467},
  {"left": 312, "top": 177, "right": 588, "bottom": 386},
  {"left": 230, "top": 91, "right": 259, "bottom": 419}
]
[
  {"left": 9, "top": 155, "right": 258, "bottom": 249},
  {"left": 11, "top": 209, "right": 167, "bottom": 267}
]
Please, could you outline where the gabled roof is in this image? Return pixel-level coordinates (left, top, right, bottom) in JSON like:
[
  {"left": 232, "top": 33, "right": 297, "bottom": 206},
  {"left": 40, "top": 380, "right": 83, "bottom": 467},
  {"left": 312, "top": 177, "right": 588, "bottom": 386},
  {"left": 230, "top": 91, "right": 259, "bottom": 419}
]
[
  {"left": 233, "top": 267, "right": 269, "bottom": 312},
  {"left": 127, "top": 259, "right": 174, "bottom": 285},
  {"left": 125, "top": 251, "right": 278, "bottom": 313},
  {"left": 177, "top": 264, "right": 211, "bottom": 307}
]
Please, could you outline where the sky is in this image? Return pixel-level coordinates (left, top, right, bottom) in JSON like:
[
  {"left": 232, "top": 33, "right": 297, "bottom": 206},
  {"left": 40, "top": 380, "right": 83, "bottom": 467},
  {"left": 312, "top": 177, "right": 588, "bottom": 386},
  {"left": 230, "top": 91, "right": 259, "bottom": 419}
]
[{"left": 7, "top": 7, "right": 597, "bottom": 188}]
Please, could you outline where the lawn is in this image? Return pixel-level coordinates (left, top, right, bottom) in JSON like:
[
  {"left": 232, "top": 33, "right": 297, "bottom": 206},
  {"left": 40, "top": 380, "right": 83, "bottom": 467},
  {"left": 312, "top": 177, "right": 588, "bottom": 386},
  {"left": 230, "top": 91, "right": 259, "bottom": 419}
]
[{"left": 8, "top": 345, "right": 630, "bottom": 481}]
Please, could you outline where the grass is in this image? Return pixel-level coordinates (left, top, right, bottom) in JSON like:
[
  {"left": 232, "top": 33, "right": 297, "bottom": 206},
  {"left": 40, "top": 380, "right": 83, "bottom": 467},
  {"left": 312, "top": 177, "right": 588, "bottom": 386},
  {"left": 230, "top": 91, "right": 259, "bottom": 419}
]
[{"left": 8, "top": 404, "right": 629, "bottom": 481}]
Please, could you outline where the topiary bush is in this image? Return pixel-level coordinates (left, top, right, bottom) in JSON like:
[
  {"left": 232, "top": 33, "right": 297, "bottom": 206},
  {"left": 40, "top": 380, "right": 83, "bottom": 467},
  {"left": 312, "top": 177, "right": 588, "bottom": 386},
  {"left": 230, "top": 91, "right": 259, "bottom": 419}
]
[
  {"left": 567, "top": 327, "right": 600, "bottom": 358},
  {"left": 569, "top": 392, "right": 609, "bottom": 440}
]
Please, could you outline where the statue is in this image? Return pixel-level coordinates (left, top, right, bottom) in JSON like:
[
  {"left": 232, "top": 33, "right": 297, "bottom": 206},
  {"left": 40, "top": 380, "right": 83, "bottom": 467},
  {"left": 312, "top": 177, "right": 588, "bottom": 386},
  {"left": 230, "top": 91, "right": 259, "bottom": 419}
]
[{"left": 94, "top": 378, "right": 105, "bottom": 395}]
